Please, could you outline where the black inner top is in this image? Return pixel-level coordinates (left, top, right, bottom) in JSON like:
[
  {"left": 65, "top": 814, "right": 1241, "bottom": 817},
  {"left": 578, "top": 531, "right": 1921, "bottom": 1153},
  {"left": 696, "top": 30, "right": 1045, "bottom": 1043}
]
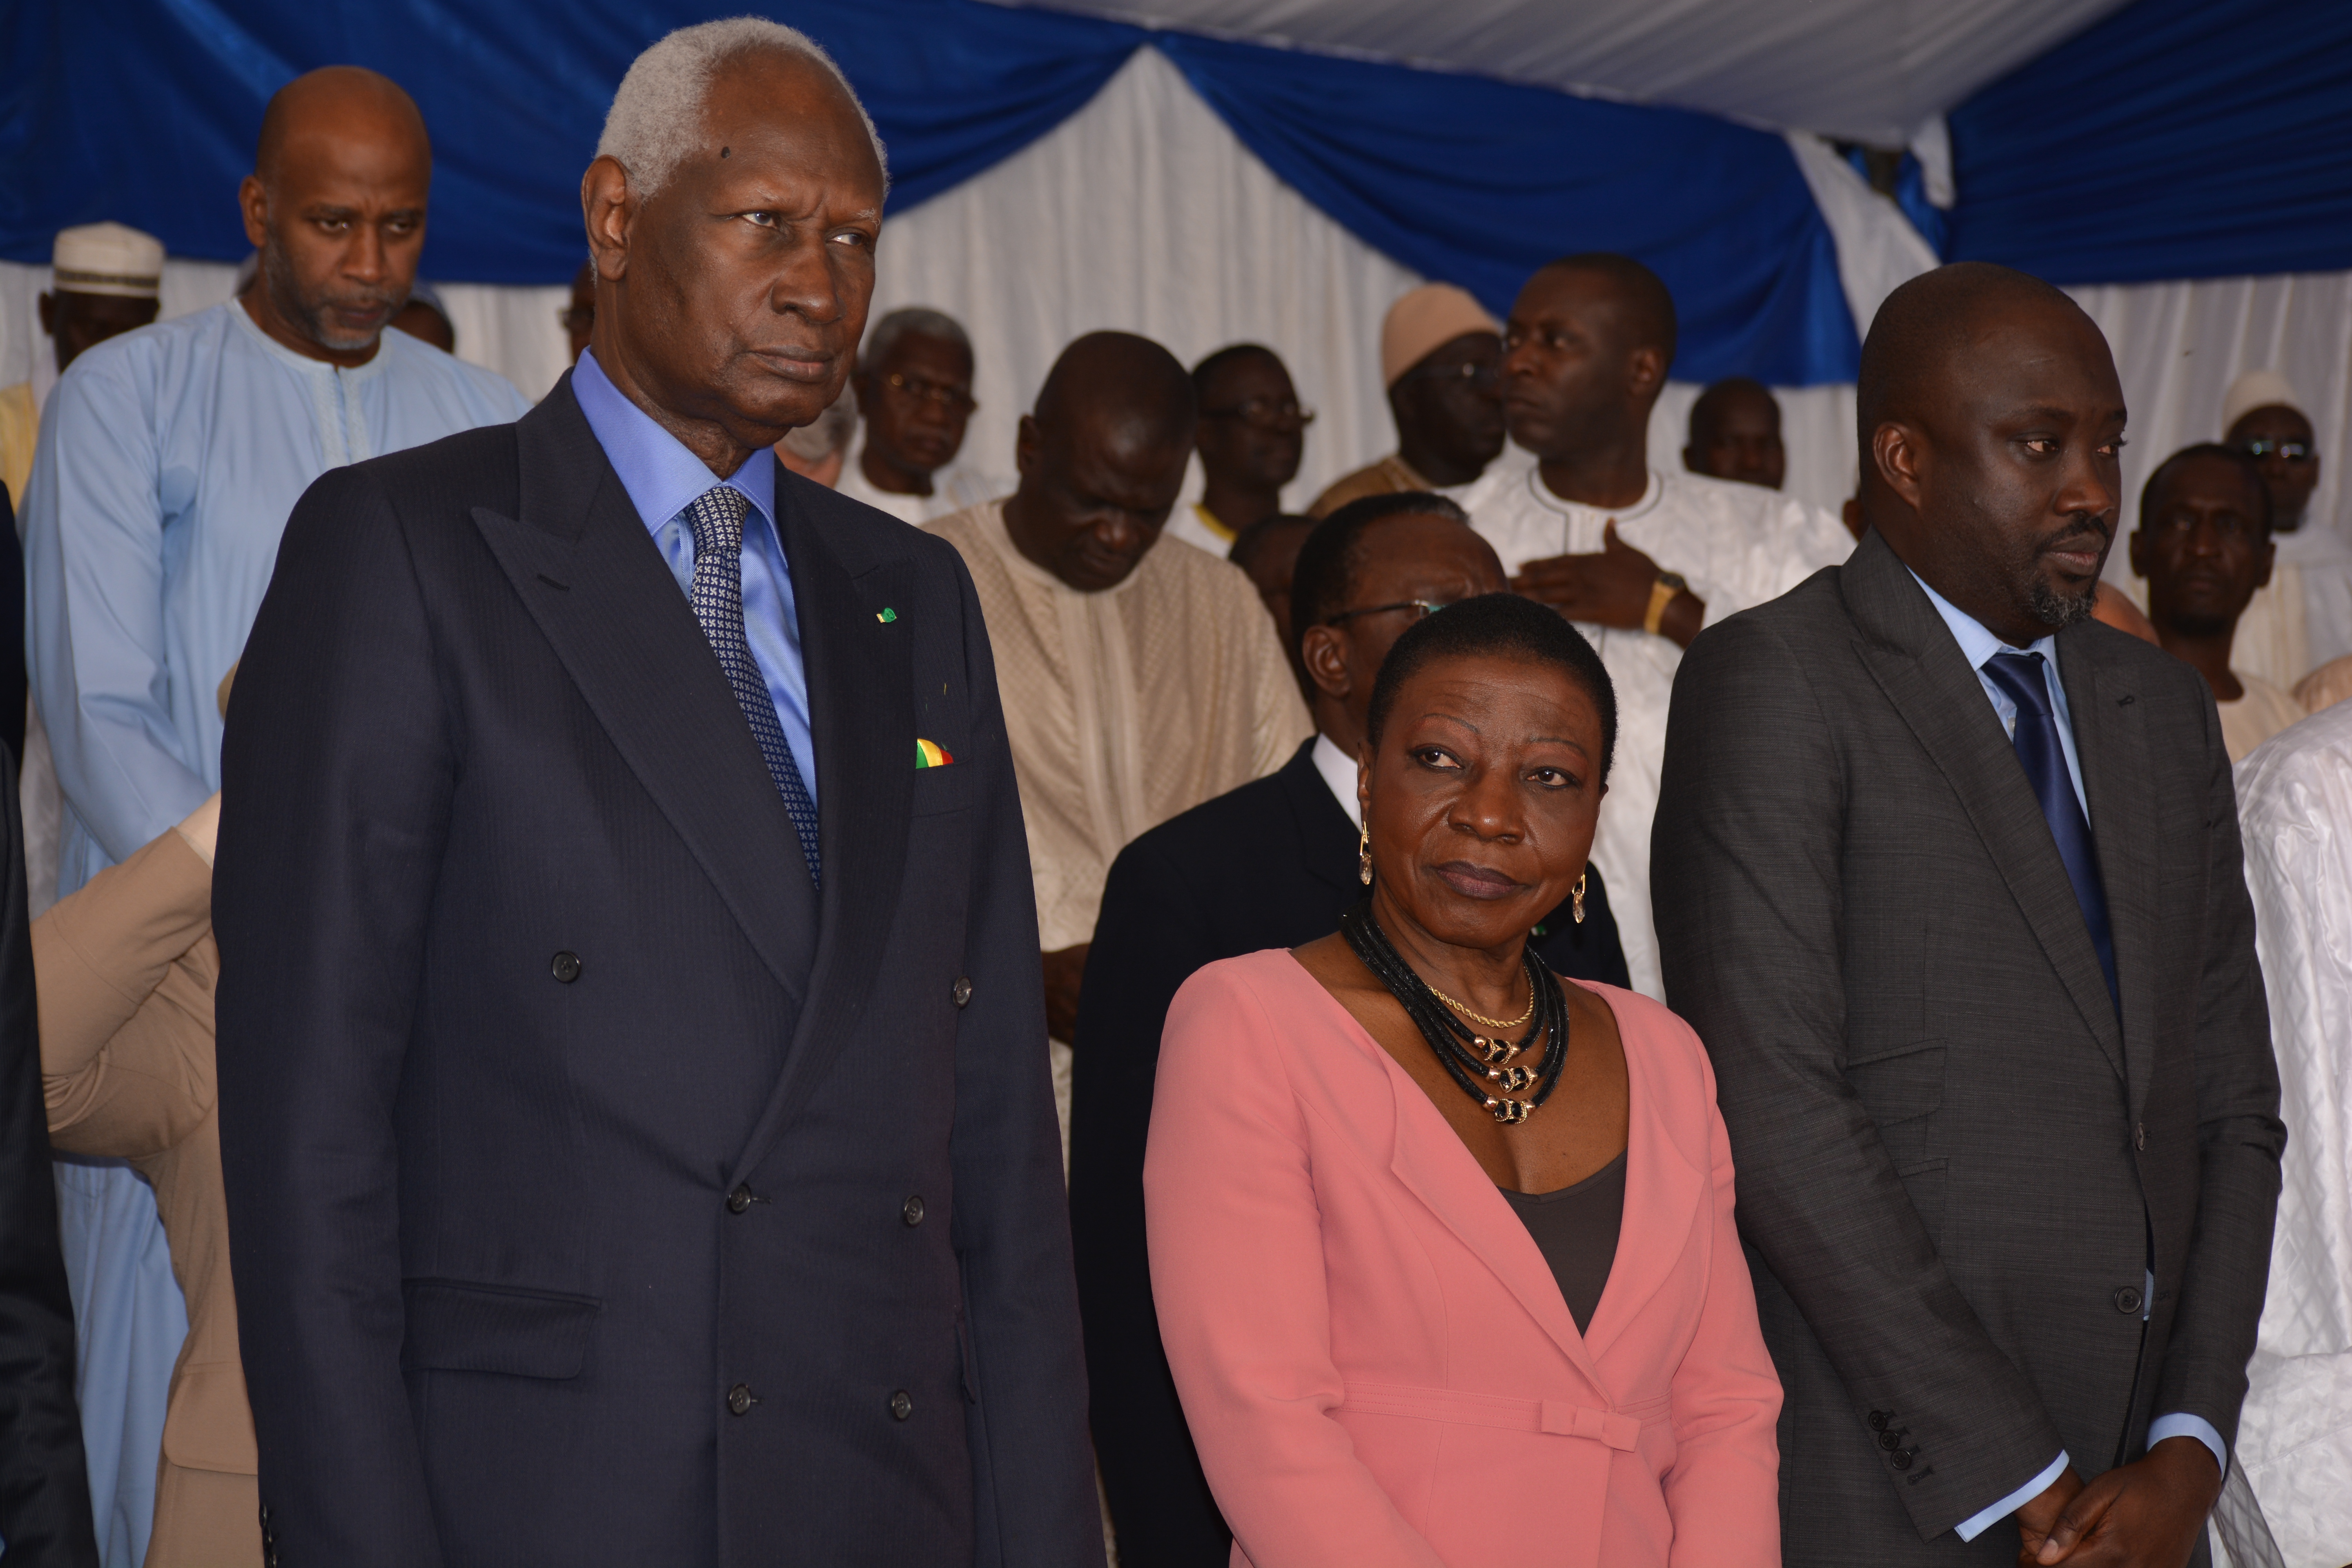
[{"left": 1499, "top": 1147, "right": 1628, "bottom": 1334}]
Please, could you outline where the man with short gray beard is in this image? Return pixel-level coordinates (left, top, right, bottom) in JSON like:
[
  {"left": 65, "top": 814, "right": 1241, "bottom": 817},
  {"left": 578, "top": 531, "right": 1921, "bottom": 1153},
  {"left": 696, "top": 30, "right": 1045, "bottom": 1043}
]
[
  {"left": 1654, "top": 262, "right": 2282, "bottom": 1566},
  {"left": 18, "top": 64, "right": 524, "bottom": 1562}
]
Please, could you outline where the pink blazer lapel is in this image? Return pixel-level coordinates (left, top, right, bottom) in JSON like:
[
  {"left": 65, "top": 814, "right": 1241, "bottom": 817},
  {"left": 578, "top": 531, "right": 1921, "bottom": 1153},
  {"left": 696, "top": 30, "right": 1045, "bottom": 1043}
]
[
  {"left": 1372, "top": 1043, "right": 1606, "bottom": 1388},
  {"left": 1579, "top": 1011, "right": 1705, "bottom": 1364}
]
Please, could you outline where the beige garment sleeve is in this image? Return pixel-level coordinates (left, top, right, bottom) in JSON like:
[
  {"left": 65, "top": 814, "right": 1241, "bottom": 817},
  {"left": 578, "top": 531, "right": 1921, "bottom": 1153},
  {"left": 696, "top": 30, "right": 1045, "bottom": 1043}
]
[
  {"left": 0, "top": 381, "right": 36, "bottom": 512},
  {"left": 1245, "top": 596, "right": 1315, "bottom": 776},
  {"left": 37, "top": 826, "right": 217, "bottom": 1158}
]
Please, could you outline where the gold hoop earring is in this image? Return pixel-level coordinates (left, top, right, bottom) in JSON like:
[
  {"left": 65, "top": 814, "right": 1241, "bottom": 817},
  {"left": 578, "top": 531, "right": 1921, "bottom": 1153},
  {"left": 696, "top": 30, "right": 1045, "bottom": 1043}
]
[
  {"left": 1571, "top": 872, "right": 1587, "bottom": 926},
  {"left": 1358, "top": 823, "right": 1373, "bottom": 886}
]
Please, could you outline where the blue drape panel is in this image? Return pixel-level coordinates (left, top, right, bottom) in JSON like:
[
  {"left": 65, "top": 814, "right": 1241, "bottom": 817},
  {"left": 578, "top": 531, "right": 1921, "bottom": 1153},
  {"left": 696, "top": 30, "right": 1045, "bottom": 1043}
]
[
  {"left": 0, "top": 1, "right": 1859, "bottom": 383},
  {"left": 1160, "top": 35, "right": 1857, "bottom": 386},
  {"left": 1947, "top": 0, "right": 2352, "bottom": 283},
  {"left": 0, "top": 0, "right": 1146, "bottom": 281}
]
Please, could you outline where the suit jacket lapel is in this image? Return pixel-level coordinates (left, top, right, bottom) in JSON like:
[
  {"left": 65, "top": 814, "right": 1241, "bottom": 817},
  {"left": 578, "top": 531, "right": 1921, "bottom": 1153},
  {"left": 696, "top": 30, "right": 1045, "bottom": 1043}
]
[
  {"left": 727, "top": 477, "right": 915, "bottom": 1179},
  {"left": 1274, "top": 740, "right": 1360, "bottom": 897},
  {"left": 1842, "top": 535, "right": 2126, "bottom": 1081},
  {"left": 2063, "top": 634, "right": 2158, "bottom": 1112},
  {"left": 471, "top": 382, "right": 818, "bottom": 1004}
]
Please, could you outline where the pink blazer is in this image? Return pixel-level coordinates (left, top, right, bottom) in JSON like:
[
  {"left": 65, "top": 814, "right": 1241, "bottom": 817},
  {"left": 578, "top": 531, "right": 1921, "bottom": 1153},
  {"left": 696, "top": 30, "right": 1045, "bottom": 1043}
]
[{"left": 1144, "top": 950, "right": 1782, "bottom": 1567}]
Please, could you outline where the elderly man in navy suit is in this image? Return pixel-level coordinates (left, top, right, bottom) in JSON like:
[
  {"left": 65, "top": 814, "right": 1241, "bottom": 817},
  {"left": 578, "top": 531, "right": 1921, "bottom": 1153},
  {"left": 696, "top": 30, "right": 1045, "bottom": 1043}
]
[{"left": 213, "top": 20, "right": 1100, "bottom": 1566}]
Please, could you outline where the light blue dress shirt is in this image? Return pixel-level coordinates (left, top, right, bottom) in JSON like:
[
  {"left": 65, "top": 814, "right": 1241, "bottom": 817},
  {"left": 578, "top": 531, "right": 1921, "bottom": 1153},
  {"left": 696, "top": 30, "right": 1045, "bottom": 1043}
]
[
  {"left": 25, "top": 299, "right": 531, "bottom": 897},
  {"left": 1909, "top": 570, "right": 2228, "bottom": 1539},
  {"left": 20, "top": 298, "right": 528, "bottom": 1568},
  {"left": 569, "top": 350, "right": 816, "bottom": 802}
]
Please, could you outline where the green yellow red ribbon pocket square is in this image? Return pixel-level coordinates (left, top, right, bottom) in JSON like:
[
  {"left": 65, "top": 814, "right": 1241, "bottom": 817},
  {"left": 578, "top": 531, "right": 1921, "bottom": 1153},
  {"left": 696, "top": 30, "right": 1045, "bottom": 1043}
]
[{"left": 916, "top": 739, "right": 954, "bottom": 769}]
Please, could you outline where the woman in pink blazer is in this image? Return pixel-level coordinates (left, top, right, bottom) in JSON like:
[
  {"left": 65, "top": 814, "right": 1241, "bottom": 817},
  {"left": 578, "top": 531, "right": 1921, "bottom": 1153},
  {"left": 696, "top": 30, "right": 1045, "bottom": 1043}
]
[{"left": 1145, "top": 593, "right": 1781, "bottom": 1567}]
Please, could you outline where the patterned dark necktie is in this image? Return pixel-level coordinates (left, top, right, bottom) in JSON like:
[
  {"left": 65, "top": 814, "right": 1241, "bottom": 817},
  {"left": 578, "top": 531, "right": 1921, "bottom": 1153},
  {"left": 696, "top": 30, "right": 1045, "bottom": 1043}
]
[
  {"left": 1982, "top": 650, "right": 2114, "bottom": 1009},
  {"left": 683, "top": 485, "right": 821, "bottom": 886}
]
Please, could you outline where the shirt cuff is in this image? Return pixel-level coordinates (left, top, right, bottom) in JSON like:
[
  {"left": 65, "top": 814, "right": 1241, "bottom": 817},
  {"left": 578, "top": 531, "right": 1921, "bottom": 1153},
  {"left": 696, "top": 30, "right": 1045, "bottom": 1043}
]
[
  {"left": 2146, "top": 1413, "right": 2226, "bottom": 1477},
  {"left": 1956, "top": 1451, "right": 2068, "bottom": 1542}
]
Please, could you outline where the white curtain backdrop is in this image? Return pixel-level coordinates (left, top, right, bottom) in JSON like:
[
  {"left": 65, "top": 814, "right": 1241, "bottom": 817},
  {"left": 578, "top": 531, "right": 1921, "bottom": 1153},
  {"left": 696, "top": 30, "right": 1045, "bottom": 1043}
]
[{"left": 3, "top": 44, "right": 2345, "bottom": 560}]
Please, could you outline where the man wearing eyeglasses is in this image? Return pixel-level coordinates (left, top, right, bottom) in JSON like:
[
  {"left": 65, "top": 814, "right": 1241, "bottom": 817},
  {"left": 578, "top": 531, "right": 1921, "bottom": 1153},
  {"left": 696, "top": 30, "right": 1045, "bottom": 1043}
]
[
  {"left": 838, "top": 307, "right": 1004, "bottom": 526},
  {"left": 1171, "top": 343, "right": 1310, "bottom": 554},
  {"left": 1070, "top": 492, "right": 1626, "bottom": 1567},
  {"left": 1308, "top": 284, "right": 1508, "bottom": 520},
  {"left": 2216, "top": 368, "right": 2352, "bottom": 691},
  {"left": 1463, "top": 252, "right": 1852, "bottom": 999}
]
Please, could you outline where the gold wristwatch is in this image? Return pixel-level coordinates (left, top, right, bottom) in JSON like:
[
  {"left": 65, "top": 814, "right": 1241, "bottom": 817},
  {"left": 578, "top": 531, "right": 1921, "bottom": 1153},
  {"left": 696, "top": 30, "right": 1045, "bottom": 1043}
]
[{"left": 1643, "top": 571, "right": 1688, "bottom": 637}]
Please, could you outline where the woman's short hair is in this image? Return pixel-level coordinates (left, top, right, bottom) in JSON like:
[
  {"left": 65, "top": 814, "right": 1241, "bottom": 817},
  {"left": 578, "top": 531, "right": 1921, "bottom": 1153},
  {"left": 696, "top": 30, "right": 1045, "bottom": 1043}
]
[{"left": 1366, "top": 593, "right": 1616, "bottom": 783}]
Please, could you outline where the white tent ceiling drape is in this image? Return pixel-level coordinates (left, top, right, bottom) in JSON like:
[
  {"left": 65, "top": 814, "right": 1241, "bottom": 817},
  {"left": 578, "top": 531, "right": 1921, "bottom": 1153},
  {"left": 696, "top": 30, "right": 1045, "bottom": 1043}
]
[
  {"left": 3, "top": 45, "right": 2343, "bottom": 568},
  {"left": 992, "top": 0, "right": 2129, "bottom": 146}
]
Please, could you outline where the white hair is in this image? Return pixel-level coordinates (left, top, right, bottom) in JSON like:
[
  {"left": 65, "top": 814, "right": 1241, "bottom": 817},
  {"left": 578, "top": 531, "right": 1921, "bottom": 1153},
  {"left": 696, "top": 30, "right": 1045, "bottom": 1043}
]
[
  {"left": 859, "top": 307, "right": 971, "bottom": 376},
  {"left": 596, "top": 17, "right": 887, "bottom": 200}
]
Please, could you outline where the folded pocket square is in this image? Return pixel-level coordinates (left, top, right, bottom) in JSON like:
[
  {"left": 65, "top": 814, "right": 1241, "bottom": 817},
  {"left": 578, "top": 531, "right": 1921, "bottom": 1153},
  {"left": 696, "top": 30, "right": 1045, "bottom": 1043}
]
[{"left": 915, "top": 739, "right": 954, "bottom": 769}]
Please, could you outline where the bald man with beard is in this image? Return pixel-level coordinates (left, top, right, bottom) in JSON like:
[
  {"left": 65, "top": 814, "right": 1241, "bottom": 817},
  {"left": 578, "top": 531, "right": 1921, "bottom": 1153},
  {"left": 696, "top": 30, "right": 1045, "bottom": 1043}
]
[
  {"left": 19, "top": 65, "right": 525, "bottom": 1563},
  {"left": 1655, "top": 263, "right": 2281, "bottom": 1565},
  {"left": 928, "top": 332, "right": 1310, "bottom": 1162}
]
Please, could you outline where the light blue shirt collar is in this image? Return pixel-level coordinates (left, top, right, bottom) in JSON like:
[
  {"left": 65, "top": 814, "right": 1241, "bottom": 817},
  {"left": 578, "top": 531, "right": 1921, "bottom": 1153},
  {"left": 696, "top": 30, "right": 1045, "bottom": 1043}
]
[
  {"left": 1906, "top": 567, "right": 2060, "bottom": 673},
  {"left": 570, "top": 348, "right": 776, "bottom": 537},
  {"left": 1905, "top": 565, "right": 2088, "bottom": 819}
]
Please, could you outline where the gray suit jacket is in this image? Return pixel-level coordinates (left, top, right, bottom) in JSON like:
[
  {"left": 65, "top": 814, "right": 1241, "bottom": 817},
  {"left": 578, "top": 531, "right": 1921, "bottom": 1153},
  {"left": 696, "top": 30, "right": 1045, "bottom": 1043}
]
[{"left": 1651, "top": 529, "right": 2283, "bottom": 1562}]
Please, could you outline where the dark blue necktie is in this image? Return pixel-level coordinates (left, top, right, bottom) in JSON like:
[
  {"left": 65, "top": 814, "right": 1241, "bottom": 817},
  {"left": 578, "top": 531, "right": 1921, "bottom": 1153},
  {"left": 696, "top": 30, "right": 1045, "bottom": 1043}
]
[
  {"left": 1980, "top": 651, "right": 2115, "bottom": 1011},
  {"left": 684, "top": 485, "right": 821, "bottom": 886}
]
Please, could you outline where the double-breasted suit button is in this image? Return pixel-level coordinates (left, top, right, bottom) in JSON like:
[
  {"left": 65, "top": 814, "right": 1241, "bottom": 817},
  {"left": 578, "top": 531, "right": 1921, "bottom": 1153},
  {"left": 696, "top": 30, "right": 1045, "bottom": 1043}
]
[
  {"left": 727, "top": 1383, "right": 757, "bottom": 1416},
  {"left": 951, "top": 976, "right": 972, "bottom": 1008},
  {"left": 727, "top": 1183, "right": 755, "bottom": 1214},
  {"left": 902, "top": 1194, "right": 926, "bottom": 1226},
  {"left": 551, "top": 951, "right": 582, "bottom": 983},
  {"left": 889, "top": 1389, "right": 913, "bottom": 1420},
  {"left": 2113, "top": 1285, "right": 2143, "bottom": 1314}
]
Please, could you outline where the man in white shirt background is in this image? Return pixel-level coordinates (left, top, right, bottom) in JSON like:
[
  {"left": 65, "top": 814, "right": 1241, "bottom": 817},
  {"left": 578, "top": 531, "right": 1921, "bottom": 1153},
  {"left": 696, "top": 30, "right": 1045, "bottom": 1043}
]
[
  {"left": 2232, "top": 699, "right": 2352, "bottom": 1566},
  {"left": 2218, "top": 368, "right": 2352, "bottom": 691},
  {"left": 835, "top": 306, "right": 1003, "bottom": 524},
  {"left": 1465, "top": 252, "right": 1852, "bottom": 996},
  {"left": 2129, "top": 443, "right": 2307, "bottom": 761}
]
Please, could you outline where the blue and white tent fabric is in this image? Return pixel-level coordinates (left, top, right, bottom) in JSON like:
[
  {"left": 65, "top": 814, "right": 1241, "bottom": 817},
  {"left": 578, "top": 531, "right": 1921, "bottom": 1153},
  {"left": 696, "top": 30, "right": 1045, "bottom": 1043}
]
[{"left": 4, "top": 1, "right": 2352, "bottom": 1560}]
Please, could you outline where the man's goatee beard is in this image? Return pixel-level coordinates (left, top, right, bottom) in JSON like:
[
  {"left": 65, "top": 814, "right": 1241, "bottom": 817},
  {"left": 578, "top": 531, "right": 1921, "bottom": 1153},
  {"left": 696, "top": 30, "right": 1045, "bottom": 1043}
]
[{"left": 2027, "top": 575, "right": 2098, "bottom": 630}]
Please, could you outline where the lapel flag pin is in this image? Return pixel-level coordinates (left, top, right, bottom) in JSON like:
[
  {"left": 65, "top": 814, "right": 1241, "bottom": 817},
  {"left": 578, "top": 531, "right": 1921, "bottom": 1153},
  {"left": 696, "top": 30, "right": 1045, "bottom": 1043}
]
[
  {"left": 916, "top": 738, "right": 954, "bottom": 769},
  {"left": 876, "top": 607, "right": 898, "bottom": 623}
]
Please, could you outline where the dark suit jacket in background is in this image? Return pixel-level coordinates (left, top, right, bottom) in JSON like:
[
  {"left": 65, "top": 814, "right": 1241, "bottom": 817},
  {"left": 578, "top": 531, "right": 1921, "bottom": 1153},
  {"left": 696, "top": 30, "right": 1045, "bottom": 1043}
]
[
  {"left": 0, "top": 484, "right": 25, "bottom": 769},
  {"left": 0, "top": 740, "right": 98, "bottom": 1567},
  {"left": 214, "top": 381, "right": 1102, "bottom": 1567},
  {"left": 1651, "top": 528, "right": 2283, "bottom": 1563},
  {"left": 1069, "top": 737, "right": 1628, "bottom": 1564}
]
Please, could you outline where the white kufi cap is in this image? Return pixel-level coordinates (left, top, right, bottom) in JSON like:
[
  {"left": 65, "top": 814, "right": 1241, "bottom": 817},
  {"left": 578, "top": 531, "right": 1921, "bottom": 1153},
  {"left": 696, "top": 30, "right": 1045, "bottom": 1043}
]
[
  {"left": 2221, "top": 368, "right": 2300, "bottom": 434},
  {"left": 52, "top": 221, "right": 164, "bottom": 299}
]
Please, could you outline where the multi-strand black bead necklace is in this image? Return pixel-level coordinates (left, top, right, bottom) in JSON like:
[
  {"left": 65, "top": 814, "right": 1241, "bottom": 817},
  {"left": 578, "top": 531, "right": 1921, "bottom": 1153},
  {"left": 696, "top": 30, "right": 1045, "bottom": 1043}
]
[{"left": 1339, "top": 898, "right": 1569, "bottom": 1124}]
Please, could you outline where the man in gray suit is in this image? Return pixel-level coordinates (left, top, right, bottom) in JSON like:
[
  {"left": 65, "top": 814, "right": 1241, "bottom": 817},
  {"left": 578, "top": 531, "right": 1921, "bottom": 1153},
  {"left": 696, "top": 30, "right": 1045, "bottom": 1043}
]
[{"left": 1653, "top": 263, "right": 2282, "bottom": 1564}]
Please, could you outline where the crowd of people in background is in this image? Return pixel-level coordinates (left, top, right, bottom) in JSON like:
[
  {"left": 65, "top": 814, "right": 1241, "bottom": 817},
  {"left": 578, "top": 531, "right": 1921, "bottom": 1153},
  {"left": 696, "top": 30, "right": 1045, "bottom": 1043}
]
[{"left": 0, "top": 16, "right": 2342, "bottom": 1568}]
